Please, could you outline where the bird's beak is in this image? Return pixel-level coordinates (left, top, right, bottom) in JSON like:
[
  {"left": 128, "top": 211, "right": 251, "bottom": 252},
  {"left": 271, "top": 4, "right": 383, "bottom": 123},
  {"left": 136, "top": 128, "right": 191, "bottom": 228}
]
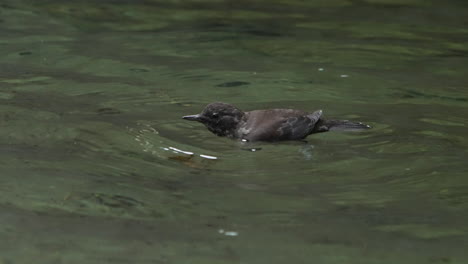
[{"left": 182, "top": 114, "right": 201, "bottom": 121}]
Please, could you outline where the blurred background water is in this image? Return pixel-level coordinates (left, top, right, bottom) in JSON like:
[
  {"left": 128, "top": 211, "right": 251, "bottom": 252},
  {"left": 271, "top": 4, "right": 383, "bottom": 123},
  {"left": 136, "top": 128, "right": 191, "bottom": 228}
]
[{"left": 0, "top": 0, "right": 467, "bottom": 263}]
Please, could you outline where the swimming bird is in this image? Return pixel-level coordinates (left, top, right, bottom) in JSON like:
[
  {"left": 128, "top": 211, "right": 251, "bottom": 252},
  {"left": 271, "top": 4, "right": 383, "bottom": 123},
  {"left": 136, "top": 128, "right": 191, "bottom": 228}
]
[{"left": 182, "top": 102, "right": 370, "bottom": 141}]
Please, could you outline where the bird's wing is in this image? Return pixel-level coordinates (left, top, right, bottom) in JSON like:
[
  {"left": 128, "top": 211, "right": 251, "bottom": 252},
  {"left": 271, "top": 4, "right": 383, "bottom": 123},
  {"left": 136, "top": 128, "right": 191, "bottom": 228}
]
[
  {"left": 242, "top": 109, "right": 322, "bottom": 141},
  {"left": 277, "top": 110, "right": 323, "bottom": 140},
  {"left": 307, "top": 110, "right": 322, "bottom": 125}
]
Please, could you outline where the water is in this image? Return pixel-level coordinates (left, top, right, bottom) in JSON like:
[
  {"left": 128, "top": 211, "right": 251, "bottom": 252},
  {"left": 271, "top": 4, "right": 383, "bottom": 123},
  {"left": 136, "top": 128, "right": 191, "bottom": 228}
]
[{"left": 1, "top": 0, "right": 468, "bottom": 263}]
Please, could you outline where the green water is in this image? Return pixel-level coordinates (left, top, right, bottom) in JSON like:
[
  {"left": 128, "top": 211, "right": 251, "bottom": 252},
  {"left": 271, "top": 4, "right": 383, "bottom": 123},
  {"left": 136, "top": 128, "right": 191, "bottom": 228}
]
[{"left": 1, "top": 0, "right": 468, "bottom": 263}]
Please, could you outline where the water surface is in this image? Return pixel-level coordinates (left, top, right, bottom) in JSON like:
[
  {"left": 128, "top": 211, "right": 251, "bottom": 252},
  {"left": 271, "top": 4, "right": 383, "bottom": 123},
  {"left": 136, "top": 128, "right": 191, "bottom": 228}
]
[{"left": 1, "top": 0, "right": 468, "bottom": 263}]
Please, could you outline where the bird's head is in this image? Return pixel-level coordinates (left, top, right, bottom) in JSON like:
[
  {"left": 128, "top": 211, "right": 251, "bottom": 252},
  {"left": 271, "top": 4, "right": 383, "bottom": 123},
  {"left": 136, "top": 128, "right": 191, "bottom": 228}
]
[{"left": 183, "top": 102, "right": 245, "bottom": 137}]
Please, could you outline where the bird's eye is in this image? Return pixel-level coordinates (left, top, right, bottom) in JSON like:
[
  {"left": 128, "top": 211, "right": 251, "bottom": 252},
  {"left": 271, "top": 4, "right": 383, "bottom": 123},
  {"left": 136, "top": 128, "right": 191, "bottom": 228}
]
[{"left": 212, "top": 113, "right": 219, "bottom": 118}]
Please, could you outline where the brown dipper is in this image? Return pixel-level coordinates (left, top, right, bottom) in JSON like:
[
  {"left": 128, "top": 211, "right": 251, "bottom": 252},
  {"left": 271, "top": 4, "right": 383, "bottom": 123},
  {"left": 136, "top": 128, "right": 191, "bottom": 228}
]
[{"left": 183, "top": 102, "right": 370, "bottom": 141}]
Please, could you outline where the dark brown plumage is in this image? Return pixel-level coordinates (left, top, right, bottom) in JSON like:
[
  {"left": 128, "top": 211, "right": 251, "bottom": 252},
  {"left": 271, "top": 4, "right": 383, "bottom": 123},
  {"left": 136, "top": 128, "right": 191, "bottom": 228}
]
[{"left": 183, "top": 102, "right": 370, "bottom": 141}]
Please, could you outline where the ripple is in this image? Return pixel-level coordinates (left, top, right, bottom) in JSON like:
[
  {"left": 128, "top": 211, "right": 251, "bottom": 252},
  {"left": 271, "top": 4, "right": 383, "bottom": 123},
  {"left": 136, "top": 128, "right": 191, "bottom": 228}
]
[{"left": 129, "top": 121, "right": 222, "bottom": 170}]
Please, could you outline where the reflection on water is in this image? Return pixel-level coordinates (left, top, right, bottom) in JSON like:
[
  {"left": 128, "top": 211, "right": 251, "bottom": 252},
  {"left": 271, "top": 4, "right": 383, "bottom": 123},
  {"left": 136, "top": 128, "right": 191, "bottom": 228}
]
[{"left": 1, "top": 0, "right": 468, "bottom": 263}]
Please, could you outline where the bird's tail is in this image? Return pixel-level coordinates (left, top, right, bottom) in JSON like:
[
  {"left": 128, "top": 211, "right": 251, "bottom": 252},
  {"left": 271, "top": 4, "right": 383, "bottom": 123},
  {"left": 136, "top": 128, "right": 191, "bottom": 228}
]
[{"left": 320, "top": 119, "right": 371, "bottom": 131}]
